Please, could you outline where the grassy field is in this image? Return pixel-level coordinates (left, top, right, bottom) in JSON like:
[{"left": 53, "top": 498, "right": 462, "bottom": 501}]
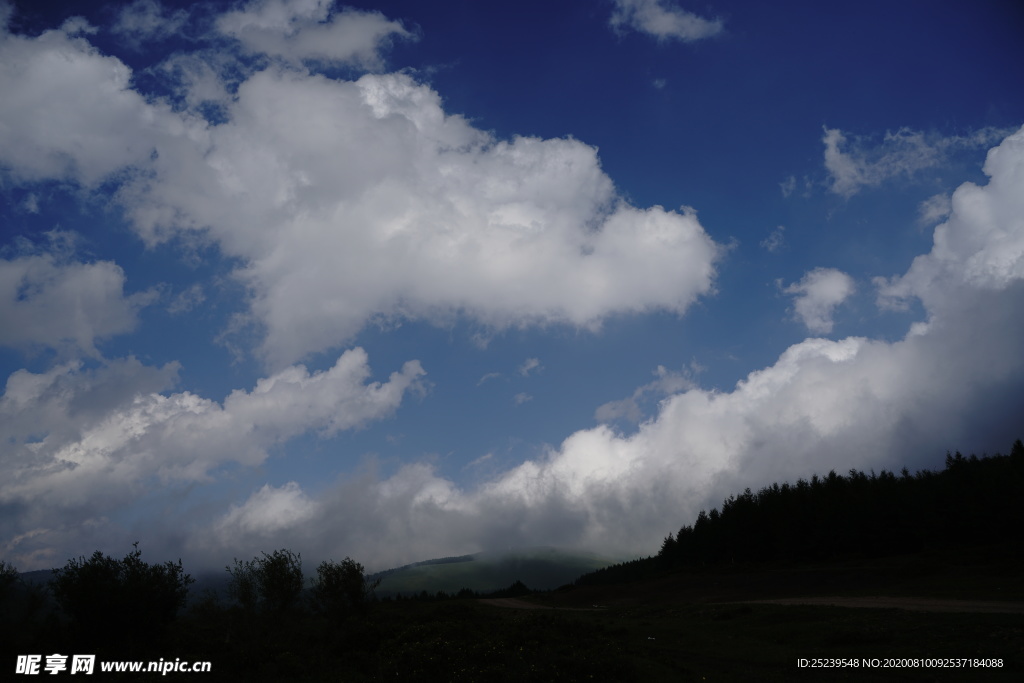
[
  {"left": 159, "top": 591, "right": 1022, "bottom": 681},
  {"left": 149, "top": 551, "right": 1024, "bottom": 681}
]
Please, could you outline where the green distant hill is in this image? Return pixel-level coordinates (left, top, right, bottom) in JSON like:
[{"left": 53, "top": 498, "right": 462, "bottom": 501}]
[{"left": 371, "top": 547, "right": 619, "bottom": 595}]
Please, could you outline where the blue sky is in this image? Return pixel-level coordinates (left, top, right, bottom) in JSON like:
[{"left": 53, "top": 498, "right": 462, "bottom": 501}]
[{"left": 2, "top": 0, "right": 1023, "bottom": 572}]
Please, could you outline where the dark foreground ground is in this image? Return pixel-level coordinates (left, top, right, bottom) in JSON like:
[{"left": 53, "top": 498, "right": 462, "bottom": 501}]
[
  {"left": 7, "top": 550, "right": 1022, "bottom": 681},
  {"left": 464, "top": 550, "right": 1024, "bottom": 681},
  {"left": 154, "top": 550, "right": 1021, "bottom": 681}
]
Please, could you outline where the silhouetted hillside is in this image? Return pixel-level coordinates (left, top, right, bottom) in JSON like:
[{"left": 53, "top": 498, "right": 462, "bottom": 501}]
[{"left": 576, "top": 439, "right": 1024, "bottom": 587}]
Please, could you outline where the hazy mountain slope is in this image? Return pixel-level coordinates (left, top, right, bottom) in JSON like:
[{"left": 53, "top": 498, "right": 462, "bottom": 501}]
[{"left": 372, "top": 547, "right": 621, "bottom": 595}]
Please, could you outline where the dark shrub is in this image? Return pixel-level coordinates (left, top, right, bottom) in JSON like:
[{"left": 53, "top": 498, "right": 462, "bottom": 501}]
[{"left": 50, "top": 543, "right": 193, "bottom": 645}]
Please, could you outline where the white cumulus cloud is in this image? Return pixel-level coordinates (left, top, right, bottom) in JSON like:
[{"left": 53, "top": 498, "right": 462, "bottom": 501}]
[
  {"left": 783, "top": 267, "right": 855, "bottom": 334},
  {"left": 0, "top": 19, "right": 721, "bottom": 367},
  {"left": 876, "top": 125, "right": 1024, "bottom": 311},
  {"left": 214, "top": 482, "right": 318, "bottom": 538},
  {"left": 5, "top": 5, "right": 1022, "bottom": 575},
  {"left": 0, "top": 19, "right": 188, "bottom": 187},
  {"left": 183, "top": 126, "right": 1024, "bottom": 572},
  {"left": 146, "top": 68, "right": 720, "bottom": 366},
  {"left": 216, "top": 0, "right": 412, "bottom": 67},
  {"left": 0, "top": 349, "right": 424, "bottom": 533},
  {"left": 0, "top": 235, "right": 151, "bottom": 353}
]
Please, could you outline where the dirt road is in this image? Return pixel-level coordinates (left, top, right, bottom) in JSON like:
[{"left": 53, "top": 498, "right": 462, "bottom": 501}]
[
  {"left": 732, "top": 596, "right": 1024, "bottom": 613},
  {"left": 480, "top": 595, "right": 1024, "bottom": 614}
]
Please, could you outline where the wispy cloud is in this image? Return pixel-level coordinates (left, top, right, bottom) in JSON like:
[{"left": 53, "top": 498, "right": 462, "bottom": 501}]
[
  {"left": 779, "top": 175, "right": 796, "bottom": 198},
  {"left": 761, "top": 225, "right": 785, "bottom": 253},
  {"left": 609, "top": 0, "right": 723, "bottom": 42},
  {"left": 917, "top": 193, "right": 952, "bottom": 226},
  {"left": 477, "top": 372, "right": 502, "bottom": 386},
  {"left": 595, "top": 364, "right": 697, "bottom": 424},
  {"left": 822, "top": 126, "right": 1010, "bottom": 197},
  {"left": 518, "top": 357, "right": 542, "bottom": 377},
  {"left": 465, "top": 453, "right": 493, "bottom": 468},
  {"left": 111, "top": 0, "right": 190, "bottom": 50},
  {"left": 167, "top": 283, "right": 205, "bottom": 315}
]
